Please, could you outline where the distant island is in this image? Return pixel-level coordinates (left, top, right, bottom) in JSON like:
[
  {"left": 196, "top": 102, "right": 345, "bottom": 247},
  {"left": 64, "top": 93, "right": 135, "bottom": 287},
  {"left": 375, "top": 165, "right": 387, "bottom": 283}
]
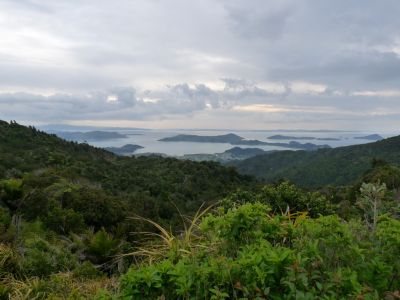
[
  {"left": 160, "top": 133, "right": 330, "bottom": 150},
  {"left": 103, "top": 144, "right": 143, "bottom": 156},
  {"left": 263, "top": 141, "right": 330, "bottom": 150},
  {"left": 354, "top": 134, "right": 383, "bottom": 141},
  {"left": 268, "top": 135, "right": 340, "bottom": 141},
  {"left": 159, "top": 133, "right": 244, "bottom": 143},
  {"left": 180, "top": 147, "right": 269, "bottom": 162},
  {"left": 55, "top": 131, "right": 128, "bottom": 141},
  {"left": 224, "top": 147, "right": 266, "bottom": 157},
  {"left": 317, "top": 137, "right": 341, "bottom": 141}
]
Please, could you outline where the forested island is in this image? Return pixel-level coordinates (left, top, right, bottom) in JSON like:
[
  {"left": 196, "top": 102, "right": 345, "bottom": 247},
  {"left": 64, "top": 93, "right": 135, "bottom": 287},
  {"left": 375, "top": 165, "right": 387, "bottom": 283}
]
[
  {"left": 159, "top": 133, "right": 245, "bottom": 143},
  {"left": 354, "top": 134, "right": 384, "bottom": 141},
  {"left": 268, "top": 134, "right": 341, "bottom": 141},
  {"left": 160, "top": 133, "right": 330, "bottom": 150},
  {"left": 0, "top": 120, "right": 399, "bottom": 299},
  {"left": 180, "top": 147, "right": 269, "bottom": 162},
  {"left": 103, "top": 144, "right": 144, "bottom": 156}
]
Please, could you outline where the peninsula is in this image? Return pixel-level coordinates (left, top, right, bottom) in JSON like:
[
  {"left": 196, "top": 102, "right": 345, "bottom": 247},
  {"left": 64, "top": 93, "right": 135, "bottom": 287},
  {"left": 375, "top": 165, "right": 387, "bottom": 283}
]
[{"left": 103, "top": 144, "right": 143, "bottom": 156}]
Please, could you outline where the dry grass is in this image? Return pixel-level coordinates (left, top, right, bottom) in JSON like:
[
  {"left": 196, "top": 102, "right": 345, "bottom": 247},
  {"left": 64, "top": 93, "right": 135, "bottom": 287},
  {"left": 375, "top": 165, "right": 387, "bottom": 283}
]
[
  {"left": 1, "top": 272, "right": 119, "bottom": 299},
  {"left": 124, "top": 203, "right": 214, "bottom": 264}
]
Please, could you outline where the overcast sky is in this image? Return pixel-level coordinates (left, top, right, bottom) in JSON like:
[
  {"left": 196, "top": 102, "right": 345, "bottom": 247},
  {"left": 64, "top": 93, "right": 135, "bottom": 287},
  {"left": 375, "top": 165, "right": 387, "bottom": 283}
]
[{"left": 1, "top": 0, "right": 400, "bottom": 130}]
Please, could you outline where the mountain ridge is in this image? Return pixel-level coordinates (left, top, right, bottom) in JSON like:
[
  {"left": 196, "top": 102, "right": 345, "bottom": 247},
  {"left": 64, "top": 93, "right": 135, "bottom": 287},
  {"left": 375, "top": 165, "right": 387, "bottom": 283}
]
[{"left": 231, "top": 134, "right": 400, "bottom": 187}]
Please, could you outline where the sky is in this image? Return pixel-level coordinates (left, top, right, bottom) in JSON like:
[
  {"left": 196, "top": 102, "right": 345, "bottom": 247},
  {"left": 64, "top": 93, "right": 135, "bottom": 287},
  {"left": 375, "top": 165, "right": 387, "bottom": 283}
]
[{"left": 1, "top": 0, "right": 400, "bottom": 130}]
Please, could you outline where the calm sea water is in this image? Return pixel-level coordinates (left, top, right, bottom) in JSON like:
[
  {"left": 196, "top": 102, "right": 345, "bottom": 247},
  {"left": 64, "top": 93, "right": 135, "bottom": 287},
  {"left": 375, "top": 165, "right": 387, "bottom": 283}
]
[{"left": 87, "top": 130, "right": 396, "bottom": 156}]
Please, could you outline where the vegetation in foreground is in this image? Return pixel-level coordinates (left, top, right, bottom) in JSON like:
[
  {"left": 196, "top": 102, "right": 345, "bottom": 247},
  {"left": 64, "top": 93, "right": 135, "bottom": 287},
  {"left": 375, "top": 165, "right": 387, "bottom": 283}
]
[{"left": 122, "top": 202, "right": 400, "bottom": 299}]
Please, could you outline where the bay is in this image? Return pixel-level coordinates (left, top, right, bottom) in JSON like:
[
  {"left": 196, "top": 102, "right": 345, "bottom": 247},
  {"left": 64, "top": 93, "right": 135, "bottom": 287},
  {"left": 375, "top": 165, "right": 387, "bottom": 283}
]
[{"left": 86, "top": 129, "right": 392, "bottom": 157}]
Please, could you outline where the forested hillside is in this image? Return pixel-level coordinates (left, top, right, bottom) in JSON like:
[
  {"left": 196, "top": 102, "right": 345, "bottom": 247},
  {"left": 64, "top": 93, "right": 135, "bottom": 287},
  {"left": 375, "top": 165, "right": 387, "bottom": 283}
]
[
  {"left": 0, "top": 120, "right": 254, "bottom": 224},
  {"left": 231, "top": 135, "right": 400, "bottom": 188},
  {"left": 1, "top": 121, "right": 399, "bottom": 299}
]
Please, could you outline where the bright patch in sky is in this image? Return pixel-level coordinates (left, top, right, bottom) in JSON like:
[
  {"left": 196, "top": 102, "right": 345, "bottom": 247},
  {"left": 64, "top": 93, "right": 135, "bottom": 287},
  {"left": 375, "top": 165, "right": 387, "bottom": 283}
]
[{"left": 107, "top": 95, "right": 118, "bottom": 103}]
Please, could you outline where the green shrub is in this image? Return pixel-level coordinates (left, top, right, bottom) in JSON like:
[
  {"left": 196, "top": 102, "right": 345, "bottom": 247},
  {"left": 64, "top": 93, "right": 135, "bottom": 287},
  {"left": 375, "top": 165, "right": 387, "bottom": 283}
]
[
  {"left": 21, "top": 236, "right": 77, "bottom": 277},
  {"left": 121, "top": 203, "right": 400, "bottom": 299}
]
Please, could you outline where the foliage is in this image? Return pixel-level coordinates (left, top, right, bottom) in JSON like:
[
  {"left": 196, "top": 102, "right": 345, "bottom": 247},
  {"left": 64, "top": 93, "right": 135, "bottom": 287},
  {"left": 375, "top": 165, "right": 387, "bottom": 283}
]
[
  {"left": 221, "top": 181, "right": 335, "bottom": 217},
  {"left": 121, "top": 203, "right": 400, "bottom": 299},
  {"left": 357, "top": 182, "right": 387, "bottom": 230},
  {"left": 0, "top": 272, "right": 119, "bottom": 300}
]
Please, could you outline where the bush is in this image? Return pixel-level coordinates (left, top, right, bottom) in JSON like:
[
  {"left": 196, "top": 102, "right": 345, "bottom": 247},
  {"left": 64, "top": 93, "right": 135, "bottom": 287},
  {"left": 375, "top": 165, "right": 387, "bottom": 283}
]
[
  {"left": 21, "top": 236, "right": 77, "bottom": 277},
  {"left": 121, "top": 203, "right": 400, "bottom": 299}
]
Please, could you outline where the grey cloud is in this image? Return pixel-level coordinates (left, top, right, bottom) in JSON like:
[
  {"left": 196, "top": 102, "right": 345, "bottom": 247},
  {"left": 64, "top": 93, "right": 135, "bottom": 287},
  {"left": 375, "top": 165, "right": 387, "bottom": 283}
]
[
  {"left": 1, "top": 0, "right": 400, "bottom": 129},
  {"left": 0, "top": 63, "right": 125, "bottom": 92},
  {"left": 270, "top": 51, "right": 400, "bottom": 89},
  {"left": 1, "top": 82, "right": 400, "bottom": 130},
  {"left": 223, "top": 0, "right": 294, "bottom": 40},
  {"left": 145, "top": 83, "right": 220, "bottom": 114},
  {"left": 3, "top": 0, "right": 400, "bottom": 91}
]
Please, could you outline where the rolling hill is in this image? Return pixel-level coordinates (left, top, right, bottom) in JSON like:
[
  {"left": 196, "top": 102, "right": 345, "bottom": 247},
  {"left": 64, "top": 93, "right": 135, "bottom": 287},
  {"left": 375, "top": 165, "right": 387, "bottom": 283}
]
[
  {"left": 0, "top": 120, "right": 254, "bottom": 225},
  {"left": 231, "top": 134, "right": 400, "bottom": 188}
]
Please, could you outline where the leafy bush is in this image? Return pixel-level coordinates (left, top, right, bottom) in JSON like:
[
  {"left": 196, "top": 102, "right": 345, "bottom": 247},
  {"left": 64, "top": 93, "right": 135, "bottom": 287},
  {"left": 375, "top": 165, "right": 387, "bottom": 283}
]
[
  {"left": 222, "top": 182, "right": 335, "bottom": 217},
  {"left": 121, "top": 203, "right": 400, "bottom": 299},
  {"left": 21, "top": 236, "right": 77, "bottom": 277}
]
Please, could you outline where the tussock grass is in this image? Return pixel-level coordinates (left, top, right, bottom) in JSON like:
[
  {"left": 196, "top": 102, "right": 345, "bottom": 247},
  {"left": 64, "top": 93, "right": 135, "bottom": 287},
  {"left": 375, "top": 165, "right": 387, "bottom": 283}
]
[
  {"left": 1, "top": 272, "right": 119, "bottom": 299},
  {"left": 124, "top": 203, "right": 215, "bottom": 264}
]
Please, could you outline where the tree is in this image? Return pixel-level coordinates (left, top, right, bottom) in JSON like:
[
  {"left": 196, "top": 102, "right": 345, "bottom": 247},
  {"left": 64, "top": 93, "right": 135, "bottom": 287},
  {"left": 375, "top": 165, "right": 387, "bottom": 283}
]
[{"left": 357, "top": 182, "right": 387, "bottom": 231}]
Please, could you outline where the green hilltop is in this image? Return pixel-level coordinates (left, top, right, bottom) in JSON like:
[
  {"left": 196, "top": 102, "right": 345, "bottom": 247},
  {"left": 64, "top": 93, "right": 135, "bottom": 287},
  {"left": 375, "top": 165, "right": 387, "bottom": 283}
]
[{"left": 231, "top": 135, "right": 400, "bottom": 188}]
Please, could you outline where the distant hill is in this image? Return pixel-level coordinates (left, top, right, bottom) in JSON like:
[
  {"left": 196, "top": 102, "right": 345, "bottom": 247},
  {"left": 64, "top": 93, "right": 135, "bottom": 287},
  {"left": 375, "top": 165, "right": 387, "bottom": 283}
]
[
  {"left": 159, "top": 133, "right": 244, "bottom": 143},
  {"left": 268, "top": 134, "right": 340, "bottom": 141},
  {"left": 103, "top": 144, "right": 143, "bottom": 155},
  {"left": 179, "top": 147, "right": 269, "bottom": 162},
  {"left": 268, "top": 135, "right": 315, "bottom": 140},
  {"left": 224, "top": 147, "right": 266, "bottom": 156},
  {"left": 231, "top": 135, "right": 400, "bottom": 188},
  {"left": 354, "top": 134, "right": 383, "bottom": 141}
]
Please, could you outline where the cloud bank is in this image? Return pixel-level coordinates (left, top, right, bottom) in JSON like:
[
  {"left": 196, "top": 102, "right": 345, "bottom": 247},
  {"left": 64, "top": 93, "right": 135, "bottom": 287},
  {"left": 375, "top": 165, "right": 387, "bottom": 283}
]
[{"left": 0, "top": 0, "right": 400, "bottom": 130}]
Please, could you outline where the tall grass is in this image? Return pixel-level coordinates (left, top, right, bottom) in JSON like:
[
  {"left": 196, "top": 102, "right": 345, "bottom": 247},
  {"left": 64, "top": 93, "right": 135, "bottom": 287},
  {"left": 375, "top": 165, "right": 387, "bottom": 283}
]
[
  {"left": 124, "top": 203, "right": 215, "bottom": 264},
  {"left": 1, "top": 272, "right": 119, "bottom": 299}
]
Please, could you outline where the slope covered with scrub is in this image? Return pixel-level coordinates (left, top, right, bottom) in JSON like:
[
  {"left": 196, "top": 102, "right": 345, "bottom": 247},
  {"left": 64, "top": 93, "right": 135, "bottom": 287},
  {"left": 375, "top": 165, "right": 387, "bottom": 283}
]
[{"left": 231, "top": 135, "right": 400, "bottom": 188}]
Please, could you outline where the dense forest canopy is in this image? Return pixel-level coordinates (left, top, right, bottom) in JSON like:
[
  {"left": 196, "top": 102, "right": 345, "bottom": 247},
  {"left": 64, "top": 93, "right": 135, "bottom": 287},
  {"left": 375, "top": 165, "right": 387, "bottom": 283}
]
[
  {"left": 0, "top": 121, "right": 399, "bottom": 299},
  {"left": 231, "top": 135, "right": 400, "bottom": 188}
]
